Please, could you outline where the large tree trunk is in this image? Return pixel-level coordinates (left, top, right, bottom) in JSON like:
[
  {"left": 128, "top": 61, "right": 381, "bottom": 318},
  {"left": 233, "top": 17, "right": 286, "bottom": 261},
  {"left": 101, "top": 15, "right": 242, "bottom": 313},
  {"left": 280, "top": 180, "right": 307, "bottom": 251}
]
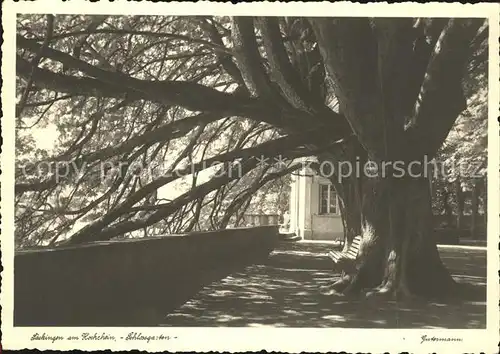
[
  {"left": 311, "top": 18, "right": 482, "bottom": 300},
  {"left": 327, "top": 171, "right": 457, "bottom": 299},
  {"left": 337, "top": 179, "right": 362, "bottom": 251},
  {"left": 318, "top": 139, "right": 365, "bottom": 250}
]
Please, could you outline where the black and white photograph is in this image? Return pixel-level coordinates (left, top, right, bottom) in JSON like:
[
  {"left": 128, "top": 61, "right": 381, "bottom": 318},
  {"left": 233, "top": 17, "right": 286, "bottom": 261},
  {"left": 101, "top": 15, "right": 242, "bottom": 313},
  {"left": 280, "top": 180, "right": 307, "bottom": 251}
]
[{"left": 2, "top": 1, "right": 499, "bottom": 352}]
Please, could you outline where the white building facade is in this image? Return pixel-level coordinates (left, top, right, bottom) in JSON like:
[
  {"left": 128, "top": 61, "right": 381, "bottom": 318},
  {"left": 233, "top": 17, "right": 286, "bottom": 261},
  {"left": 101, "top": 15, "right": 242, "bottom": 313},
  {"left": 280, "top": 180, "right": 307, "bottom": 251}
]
[{"left": 289, "top": 166, "right": 345, "bottom": 241}]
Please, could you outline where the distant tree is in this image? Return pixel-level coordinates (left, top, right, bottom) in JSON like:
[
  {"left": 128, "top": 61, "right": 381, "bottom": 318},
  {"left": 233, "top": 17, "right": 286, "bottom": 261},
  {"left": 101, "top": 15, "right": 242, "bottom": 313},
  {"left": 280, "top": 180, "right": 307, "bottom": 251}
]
[{"left": 431, "top": 52, "right": 487, "bottom": 235}]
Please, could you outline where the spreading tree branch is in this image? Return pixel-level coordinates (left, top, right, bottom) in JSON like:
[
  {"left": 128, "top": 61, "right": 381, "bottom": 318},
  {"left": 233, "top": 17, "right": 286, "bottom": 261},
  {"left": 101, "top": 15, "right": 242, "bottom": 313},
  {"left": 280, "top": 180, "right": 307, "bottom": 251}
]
[{"left": 404, "top": 18, "right": 484, "bottom": 160}]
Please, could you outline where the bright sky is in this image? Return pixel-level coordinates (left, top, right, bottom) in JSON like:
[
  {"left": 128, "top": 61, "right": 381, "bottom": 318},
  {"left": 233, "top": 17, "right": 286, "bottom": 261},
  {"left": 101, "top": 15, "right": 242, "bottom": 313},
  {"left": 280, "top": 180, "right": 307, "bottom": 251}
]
[{"left": 31, "top": 124, "right": 59, "bottom": 151}]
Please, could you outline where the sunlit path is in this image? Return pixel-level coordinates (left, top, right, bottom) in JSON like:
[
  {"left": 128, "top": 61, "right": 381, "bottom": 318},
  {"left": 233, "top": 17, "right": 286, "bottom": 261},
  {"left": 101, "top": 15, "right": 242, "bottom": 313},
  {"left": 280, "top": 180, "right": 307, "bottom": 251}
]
[{"left": 162, "top": 241, "right": 486, "bottom": 328}]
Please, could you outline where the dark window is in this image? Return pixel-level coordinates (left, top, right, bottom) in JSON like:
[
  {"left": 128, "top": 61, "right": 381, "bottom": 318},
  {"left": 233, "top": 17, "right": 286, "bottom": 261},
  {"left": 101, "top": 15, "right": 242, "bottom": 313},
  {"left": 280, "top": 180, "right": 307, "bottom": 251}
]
[{"left": 319, "top": 184, "right": 337, "bottom": 215}]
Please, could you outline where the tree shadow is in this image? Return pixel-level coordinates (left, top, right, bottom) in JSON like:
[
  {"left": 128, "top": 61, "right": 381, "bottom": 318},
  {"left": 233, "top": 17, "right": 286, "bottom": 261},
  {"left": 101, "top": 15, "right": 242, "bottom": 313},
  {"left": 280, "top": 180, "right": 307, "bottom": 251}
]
[{"left": 162, "top": 242, "right": 486, "bottom": 328}]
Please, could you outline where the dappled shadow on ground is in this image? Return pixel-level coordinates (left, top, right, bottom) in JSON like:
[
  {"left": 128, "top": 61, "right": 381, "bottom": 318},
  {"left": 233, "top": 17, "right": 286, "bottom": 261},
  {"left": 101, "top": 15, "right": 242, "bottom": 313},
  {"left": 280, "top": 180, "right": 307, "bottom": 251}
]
[{"left": 162, "top": 242, "right": 486, "bottom": 328}]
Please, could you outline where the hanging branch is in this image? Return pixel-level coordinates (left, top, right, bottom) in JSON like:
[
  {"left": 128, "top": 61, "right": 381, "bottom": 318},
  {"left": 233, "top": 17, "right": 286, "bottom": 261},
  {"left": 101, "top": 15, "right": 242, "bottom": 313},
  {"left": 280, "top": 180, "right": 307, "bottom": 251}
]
[{"left": 17, "top": 15, "right": 54, "bottom": 118}]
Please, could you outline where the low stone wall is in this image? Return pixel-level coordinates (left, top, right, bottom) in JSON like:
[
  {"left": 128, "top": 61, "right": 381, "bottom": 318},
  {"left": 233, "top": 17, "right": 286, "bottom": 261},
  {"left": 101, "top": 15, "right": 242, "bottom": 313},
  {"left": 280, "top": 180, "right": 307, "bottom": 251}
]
[{"left": 14, "top": 226, "right": 278, "bottom": 326}]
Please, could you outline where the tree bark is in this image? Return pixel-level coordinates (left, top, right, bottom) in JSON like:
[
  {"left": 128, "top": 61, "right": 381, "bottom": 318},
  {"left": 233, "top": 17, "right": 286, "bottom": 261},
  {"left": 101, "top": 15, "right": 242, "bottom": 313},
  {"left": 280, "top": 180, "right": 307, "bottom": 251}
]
[
  {"left": 328, "top": 173, "right": 457, "bottom": 299},
  {"left": 337, "top": 179, "right": 362, "bottom": 251},
  {"left": 317, "top": 138, "right": 365, "bottom": 250}
]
